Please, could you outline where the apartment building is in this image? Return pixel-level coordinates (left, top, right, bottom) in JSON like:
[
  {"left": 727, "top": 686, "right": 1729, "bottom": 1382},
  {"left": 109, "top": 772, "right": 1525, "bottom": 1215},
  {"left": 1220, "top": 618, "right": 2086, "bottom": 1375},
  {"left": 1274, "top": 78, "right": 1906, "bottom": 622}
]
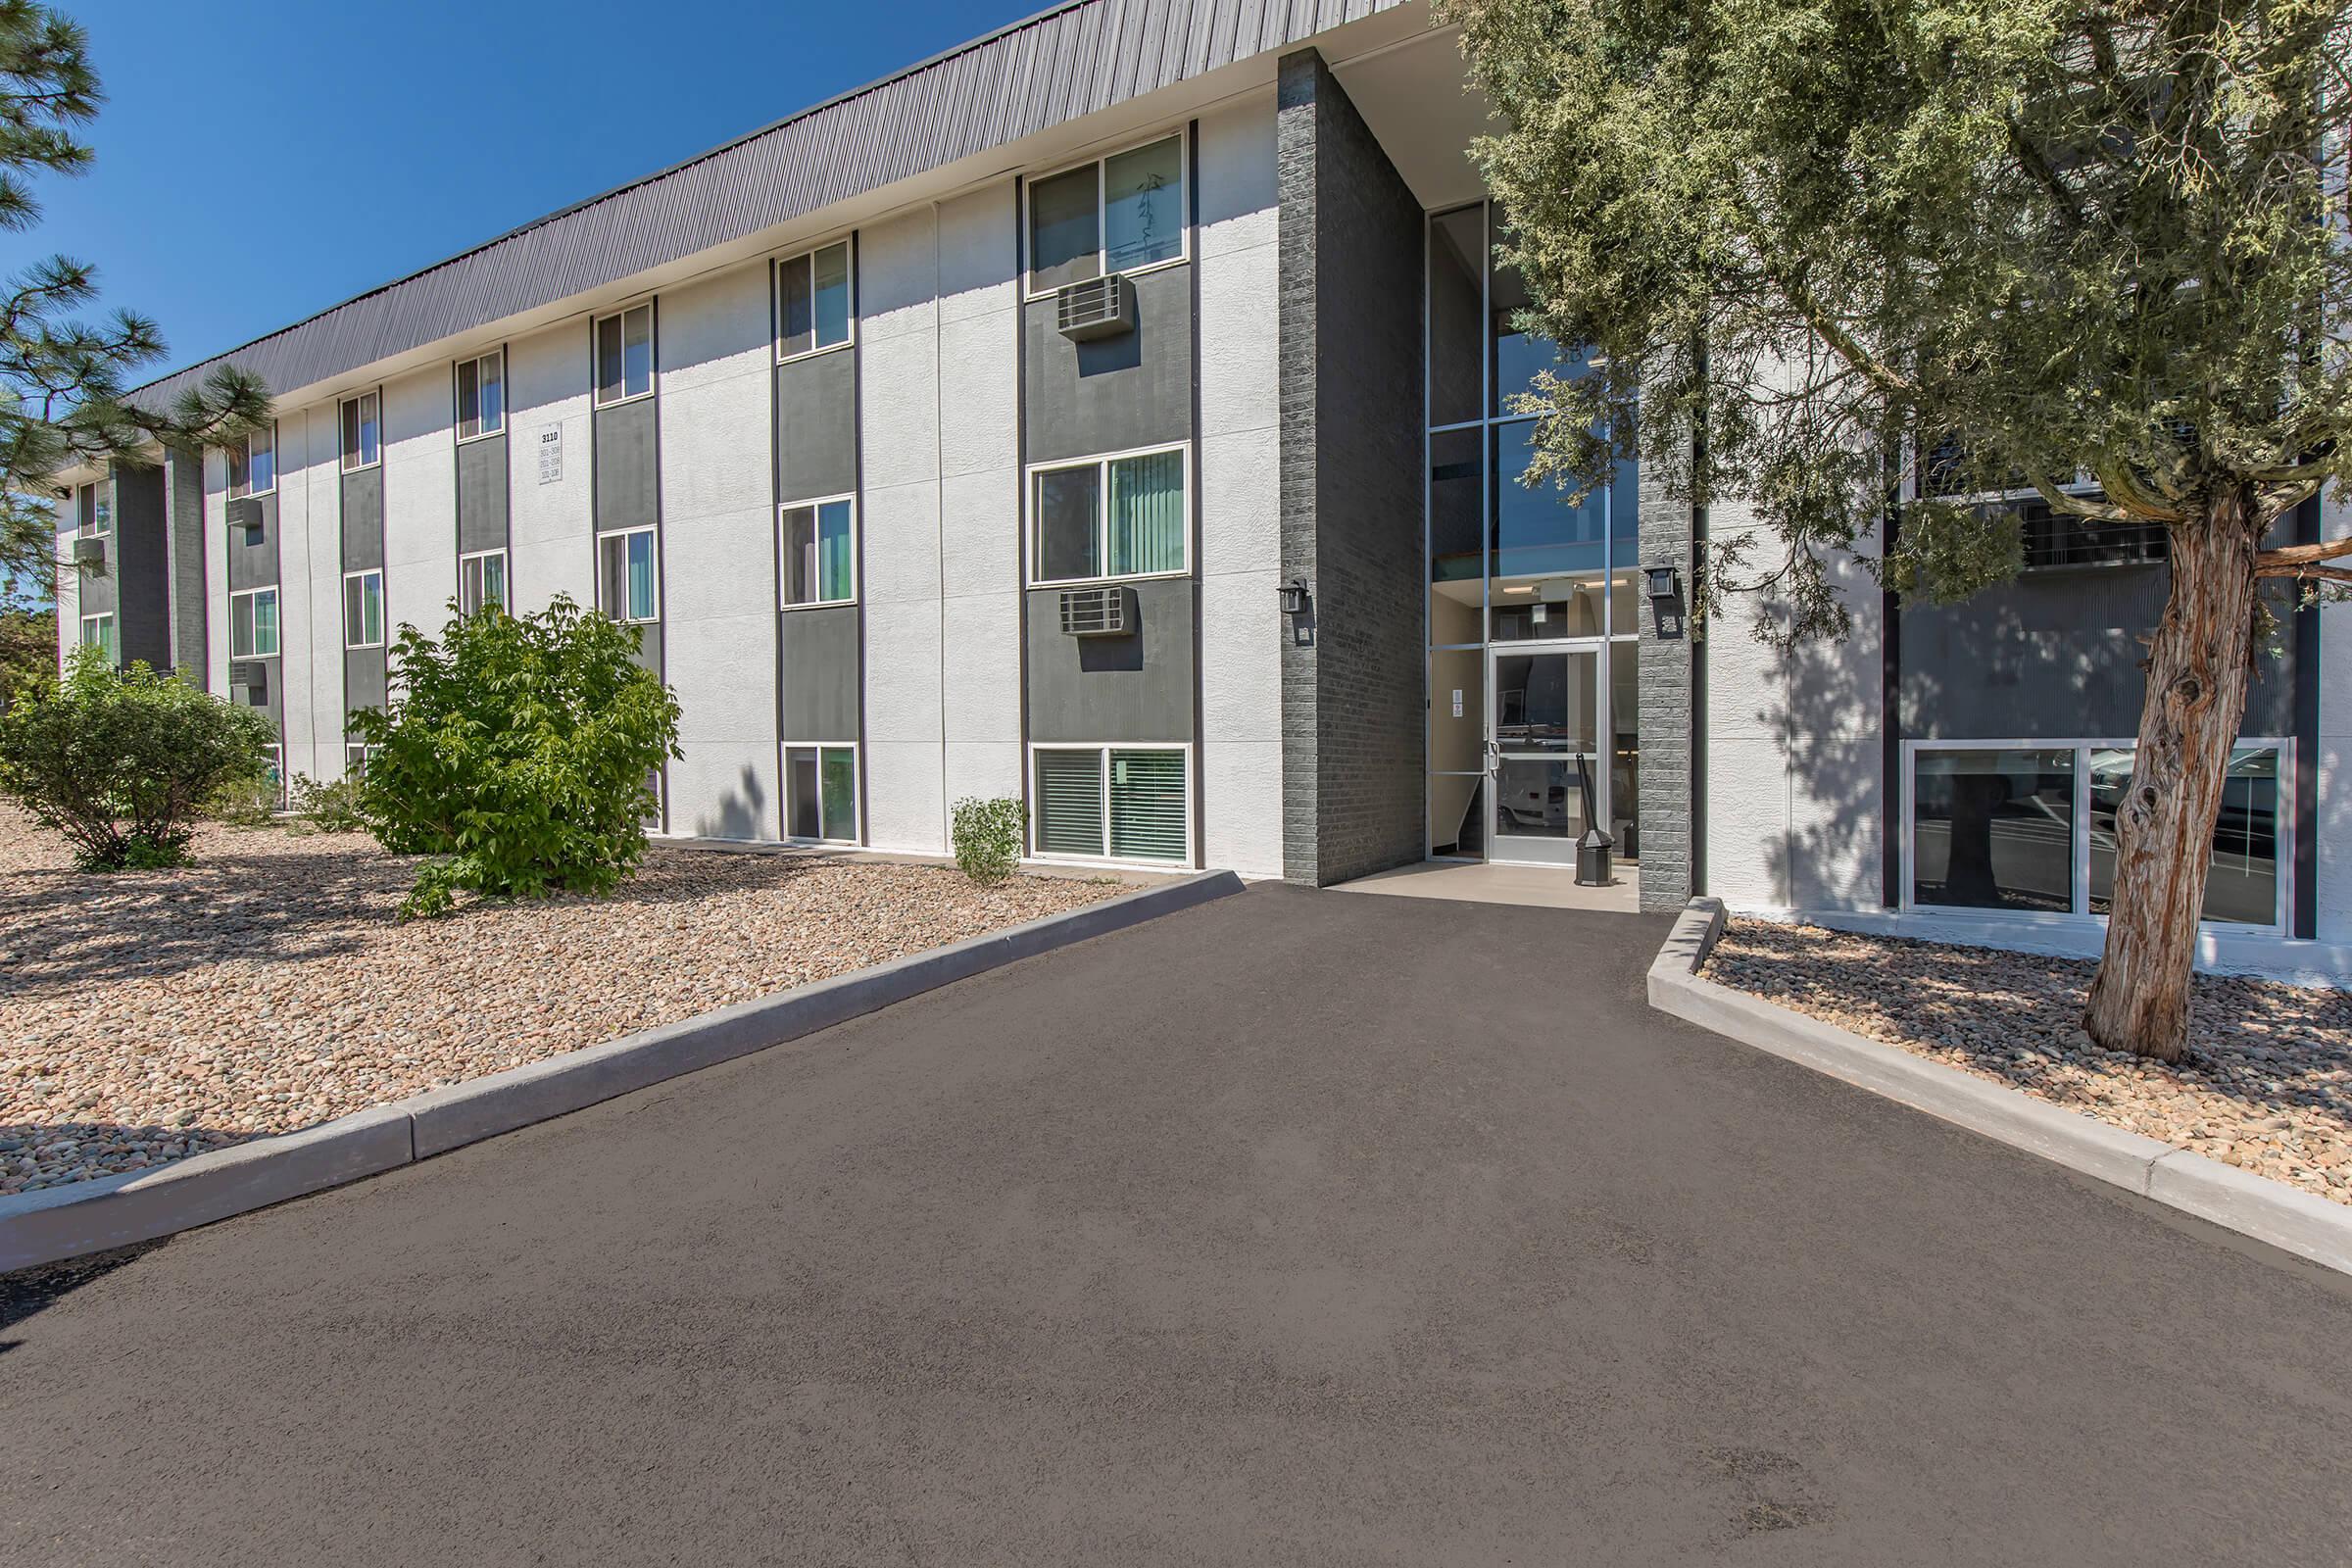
[{"left": 53, "top": 0, "right": 2352, "bottom": 976}]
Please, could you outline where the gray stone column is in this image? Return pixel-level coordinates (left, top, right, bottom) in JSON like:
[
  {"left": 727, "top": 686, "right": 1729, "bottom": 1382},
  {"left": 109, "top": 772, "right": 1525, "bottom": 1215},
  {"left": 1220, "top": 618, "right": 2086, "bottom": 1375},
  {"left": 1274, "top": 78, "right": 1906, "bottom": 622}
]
[
  {"left": 1637, "top": 452, "right": 1697, "bottom": 910},
  {"left": 1275, "top": 48, "right": 1427, "bottom": 887}
]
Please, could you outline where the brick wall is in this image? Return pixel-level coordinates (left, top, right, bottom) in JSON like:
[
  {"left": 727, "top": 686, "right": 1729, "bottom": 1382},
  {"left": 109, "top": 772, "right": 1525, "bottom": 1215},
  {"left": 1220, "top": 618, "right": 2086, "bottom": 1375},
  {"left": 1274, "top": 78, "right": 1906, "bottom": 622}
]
[{"left": 1275, "top": 48, "right": 1427, "bottom": 887}]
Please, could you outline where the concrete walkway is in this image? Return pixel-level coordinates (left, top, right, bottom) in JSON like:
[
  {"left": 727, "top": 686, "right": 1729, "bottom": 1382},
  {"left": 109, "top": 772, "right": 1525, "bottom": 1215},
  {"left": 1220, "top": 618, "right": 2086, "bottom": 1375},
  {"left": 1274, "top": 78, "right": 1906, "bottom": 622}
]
[{"left": 3, "top": 885, "right": 2348, "bottom": 1564}]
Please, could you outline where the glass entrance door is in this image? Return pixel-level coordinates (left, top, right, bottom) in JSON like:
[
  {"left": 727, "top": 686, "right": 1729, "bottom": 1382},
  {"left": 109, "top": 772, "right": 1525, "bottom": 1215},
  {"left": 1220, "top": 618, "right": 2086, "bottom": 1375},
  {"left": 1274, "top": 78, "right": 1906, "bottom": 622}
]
[{"left": 1487, "top": 642, "right": 1604, "bottom": 865}]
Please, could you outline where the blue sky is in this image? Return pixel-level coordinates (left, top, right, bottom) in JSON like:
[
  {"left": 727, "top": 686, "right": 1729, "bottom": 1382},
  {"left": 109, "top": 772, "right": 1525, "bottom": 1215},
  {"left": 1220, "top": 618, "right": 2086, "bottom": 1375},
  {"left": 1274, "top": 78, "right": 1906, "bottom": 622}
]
[{"left": 29, "top": 0, "right": 1041, "bottom": 381}]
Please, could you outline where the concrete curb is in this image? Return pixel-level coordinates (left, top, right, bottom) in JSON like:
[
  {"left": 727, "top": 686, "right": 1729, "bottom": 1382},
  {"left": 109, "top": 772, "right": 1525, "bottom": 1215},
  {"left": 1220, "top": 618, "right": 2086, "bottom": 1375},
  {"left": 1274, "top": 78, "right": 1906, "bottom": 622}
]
[
  {"left": 1648, "top": 898, "right": 2352, "bottom": 1279},
  {"left": 1, "top": 869, "right": 1244, "bottom": 1274}
]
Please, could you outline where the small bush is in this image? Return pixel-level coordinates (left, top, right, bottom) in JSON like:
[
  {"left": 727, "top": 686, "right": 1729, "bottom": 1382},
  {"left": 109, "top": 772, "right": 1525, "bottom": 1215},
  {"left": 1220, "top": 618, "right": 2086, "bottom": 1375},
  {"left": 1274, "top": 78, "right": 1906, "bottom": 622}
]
[
  {"left": 951, "top": 795, "right": 1026, "bottom": 884},
  {"left": 350, "top": 594, "right": 681, "bottom": 918},
  {"left": 287, "top": 772, "right": 368, "bottom": 836},
  {"left": 204, "top": 770, "right": 281, "bottom": 828},
  {"left": 0, "top": 647, "right": 277, "bottom": 870}
]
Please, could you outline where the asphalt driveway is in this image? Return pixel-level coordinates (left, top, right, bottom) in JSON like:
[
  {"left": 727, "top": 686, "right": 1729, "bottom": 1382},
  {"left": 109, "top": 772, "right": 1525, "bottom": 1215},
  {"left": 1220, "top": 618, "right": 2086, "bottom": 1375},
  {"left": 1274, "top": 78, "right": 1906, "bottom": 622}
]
[{"left": 4, "top": 884, "right": 2349, "bottom": 1565}]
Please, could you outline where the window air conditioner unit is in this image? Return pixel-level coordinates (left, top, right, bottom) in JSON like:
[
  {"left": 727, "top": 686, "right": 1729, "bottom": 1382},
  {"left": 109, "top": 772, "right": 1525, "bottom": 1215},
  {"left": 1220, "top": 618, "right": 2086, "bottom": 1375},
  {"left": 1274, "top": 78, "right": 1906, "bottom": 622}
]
[
  {"left": 1057, "top": 584, "right": 1135, "bottom": 637},
  {"left": 229, "top": 662, "right": 267, "bottom": 699},
  {"left": 72, "top": 536, "right": 105, "bottom": 569},
  {"left": 1054, "top": 274, "right": 1134, "bottom": 341},
  {"left": 227, "top": 495, "right": 266, "bottom": 543}
]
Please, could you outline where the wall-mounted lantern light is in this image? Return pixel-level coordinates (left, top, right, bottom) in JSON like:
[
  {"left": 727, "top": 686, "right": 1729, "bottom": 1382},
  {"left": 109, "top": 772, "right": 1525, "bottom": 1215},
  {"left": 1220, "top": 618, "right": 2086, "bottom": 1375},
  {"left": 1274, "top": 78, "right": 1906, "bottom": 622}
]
[
  {"left": 1644, "top": 564, "right": 1681, "bottom": 603},
  {"left": 1278, "top": 577, "right": 1311, "bottom": 616}
]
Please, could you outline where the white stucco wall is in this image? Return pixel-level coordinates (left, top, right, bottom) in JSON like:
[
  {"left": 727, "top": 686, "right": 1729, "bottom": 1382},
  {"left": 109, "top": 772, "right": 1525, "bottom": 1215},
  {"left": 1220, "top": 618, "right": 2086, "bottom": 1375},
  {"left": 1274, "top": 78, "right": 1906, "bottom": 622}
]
[
  {"left": 300, "top": 406, "right": 344, "bottom": 778},
  {"left": 202, "top": 452, "right": 228, "bottom": 699},
  {"left": 1702, "top": 499, "right": 1886, "bottom": 912},
  {"left": 51, "top": 500, "right": 74, "bottom": 669},
  {"left": 381, "top": 368, "right": 458, "bottom": 663},
  {"left": 506, "top": 318, "right": 595, "bottom": 616},
  {"left": 657, "top": 263, "right": 782, "bottom": 841},
  {"left": 272, "top": 411, "right": 319, "bottom": 781},
  {"left": 1194, "top": 96, "right": 1286, "bottom": 878},
  {"left": 858, "top": 208, "right": 952, "bottom": 854},
  {"left": 937, "top": 184, "right": 1027, "bottom": 824}
]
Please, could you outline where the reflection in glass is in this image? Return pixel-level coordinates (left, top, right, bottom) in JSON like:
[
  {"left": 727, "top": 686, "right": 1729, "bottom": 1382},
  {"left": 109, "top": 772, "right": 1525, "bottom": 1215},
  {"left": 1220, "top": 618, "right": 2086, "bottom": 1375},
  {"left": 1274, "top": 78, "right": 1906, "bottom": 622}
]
[
  {"left": 1104, "top": 139, "right": 1182, "bottom": 272},
  {"left": 1611, "top": 640, "right": 1640, "bottom": 858},
  {"left": 1028, "top": 164, "right": 1100, "bottom": 292},
  {"left": 1494, "top": 759, "right": 1592, "bottom": 840},
  {"left": 1912, "top": 750, "right": 2075, "bottom": 911},
  {"left": 1428, "top": 206, "right": 1485, "bottom": 428},
  {"left": 2090, "top": 746, "right": 2279, "bottom": 925},
  {"left": 1493, "top": 419, "right": 1607, "bottom": 580},
  {"left": 1491, "top": 258, "right": 1573, "bottom": 415},
  {"left": 1493, "top": 651, "right": 1597, "bottom": 753},
  {"left": 1429, "top": 426, "right": 1484, "bottom": 643}
]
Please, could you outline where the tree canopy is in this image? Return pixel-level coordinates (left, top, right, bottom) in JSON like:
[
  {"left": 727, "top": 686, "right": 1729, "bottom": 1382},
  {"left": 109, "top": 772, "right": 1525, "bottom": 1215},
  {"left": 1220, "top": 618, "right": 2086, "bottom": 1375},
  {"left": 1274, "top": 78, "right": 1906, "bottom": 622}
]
[
  {"left": 1443, "top": 0, "right": 2352, "bottom": 628},
  {"left": 0, "top": 0, "right": 269, "bottom": 611}
]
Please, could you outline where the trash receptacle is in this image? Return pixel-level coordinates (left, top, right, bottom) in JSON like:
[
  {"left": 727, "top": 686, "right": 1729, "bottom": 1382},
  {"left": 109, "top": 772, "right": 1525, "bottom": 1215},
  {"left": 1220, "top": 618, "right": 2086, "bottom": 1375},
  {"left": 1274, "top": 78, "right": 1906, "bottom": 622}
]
[{"left": 1575, "top": 827, "right": 1614, "bottom": 887}]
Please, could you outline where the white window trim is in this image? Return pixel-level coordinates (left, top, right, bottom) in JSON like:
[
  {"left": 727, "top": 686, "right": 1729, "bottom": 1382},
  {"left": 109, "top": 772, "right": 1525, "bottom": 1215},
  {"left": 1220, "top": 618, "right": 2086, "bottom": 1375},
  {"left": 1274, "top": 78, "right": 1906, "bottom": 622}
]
[
  {"left": 455, "top": 348, "right": 507, "bottom": 444},
  {"left": 340, "top": 390, "right": 382, "bottom": 473},
  {"left": 78, "top": 612, "right": 113, "bottom": 649},
  {"left": 1024, "top": 741, "right": 1195, "bottom": 868},
  {"left": 779, "top": 741, "right": 861, "bottom": 845},
  {"left": 1023, "top": 440, "right": 1192, "bottom": 588},
  {"left": 593, "top": 303, "right": 658, "bottom": 408},
  {"left": 458, "top": 547, "right": 510, "bottom": 614},
  {"left": 77, "top": 481, "right": 112, "bottom": 536},
  {"left": 1021, "top": 128, "right": 1190, "bottom": 301},
  {"left": 596, "top": 525, "right": 661, "bottom": 623},
  {"left": 342, "top": 568, "right": 386, "bottom": 650},
  {"left": 234, "top": 422, "right": 277, "bottom": 500},
  {"left": 228, "top": 585, "right": 281, "bottom": 660},
  {"left": 1898, "top": 736, "right": 2293, "bottom": 936},
  {"left": 777, "top": 493, "right": 858, "bottom": 610},
  {"left": 773, "top": 240, "right": 857, "bottom": 364},
  {"left": 345, "top": 742, "right": 379, "bottom": 775}
]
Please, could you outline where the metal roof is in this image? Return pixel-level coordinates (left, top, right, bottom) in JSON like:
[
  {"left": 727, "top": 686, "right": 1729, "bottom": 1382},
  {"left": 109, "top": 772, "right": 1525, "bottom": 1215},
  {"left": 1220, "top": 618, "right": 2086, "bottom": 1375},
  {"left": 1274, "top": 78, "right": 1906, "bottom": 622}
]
[{"left": 135, "top": 0, "right": 1408, "bottom": 408}]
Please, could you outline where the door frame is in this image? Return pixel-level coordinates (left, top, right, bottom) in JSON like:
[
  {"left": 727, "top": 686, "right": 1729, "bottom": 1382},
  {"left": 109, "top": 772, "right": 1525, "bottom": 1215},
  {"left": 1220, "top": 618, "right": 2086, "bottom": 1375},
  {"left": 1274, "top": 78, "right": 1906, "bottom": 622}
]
[{"left": 1485, "top": 636, "right": 1609, "bottom": 867}]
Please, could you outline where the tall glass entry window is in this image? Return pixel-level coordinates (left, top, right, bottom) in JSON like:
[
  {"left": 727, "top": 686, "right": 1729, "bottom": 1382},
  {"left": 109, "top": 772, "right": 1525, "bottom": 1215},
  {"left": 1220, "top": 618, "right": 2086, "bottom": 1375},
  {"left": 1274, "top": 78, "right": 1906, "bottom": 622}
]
[{"left": 1426, "top": 201, "right": 1641, "bottom": 864}]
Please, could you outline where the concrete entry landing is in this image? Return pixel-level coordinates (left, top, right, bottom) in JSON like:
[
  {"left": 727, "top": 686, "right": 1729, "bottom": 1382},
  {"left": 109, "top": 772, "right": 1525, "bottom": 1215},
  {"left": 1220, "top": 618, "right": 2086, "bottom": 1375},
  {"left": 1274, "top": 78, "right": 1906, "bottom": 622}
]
[{"left": 1332, "top": 858, "right": 1642, "bottom": 911}]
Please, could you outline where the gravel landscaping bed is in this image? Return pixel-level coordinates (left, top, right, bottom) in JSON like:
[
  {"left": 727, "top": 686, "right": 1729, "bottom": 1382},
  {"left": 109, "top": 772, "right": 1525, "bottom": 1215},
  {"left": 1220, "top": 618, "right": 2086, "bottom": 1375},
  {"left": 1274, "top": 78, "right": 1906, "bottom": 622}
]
[
  {"left": 0, "top": 808, "right": 1121, "bottom": 1195},
  {"left": 1703, "top": 920, "right": 2352, "bottom": 1206}
]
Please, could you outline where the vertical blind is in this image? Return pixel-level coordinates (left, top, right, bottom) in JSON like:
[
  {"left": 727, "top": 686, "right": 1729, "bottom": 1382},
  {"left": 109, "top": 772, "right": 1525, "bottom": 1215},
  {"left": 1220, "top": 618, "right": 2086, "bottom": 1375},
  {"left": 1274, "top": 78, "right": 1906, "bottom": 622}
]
[
  {"left": 1108, "top": 750, "right": 1187, "bottom": 860},
  {"left": 1108, "top": 451, "right": 1183, "bottom": 575}
]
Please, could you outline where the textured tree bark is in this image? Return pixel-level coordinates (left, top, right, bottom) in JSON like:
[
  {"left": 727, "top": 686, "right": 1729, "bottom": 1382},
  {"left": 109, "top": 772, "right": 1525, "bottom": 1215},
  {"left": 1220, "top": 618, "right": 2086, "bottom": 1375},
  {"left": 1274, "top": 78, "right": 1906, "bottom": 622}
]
[{"left": 2082, "top": 490, "right": 2267, "bottom": 1062}]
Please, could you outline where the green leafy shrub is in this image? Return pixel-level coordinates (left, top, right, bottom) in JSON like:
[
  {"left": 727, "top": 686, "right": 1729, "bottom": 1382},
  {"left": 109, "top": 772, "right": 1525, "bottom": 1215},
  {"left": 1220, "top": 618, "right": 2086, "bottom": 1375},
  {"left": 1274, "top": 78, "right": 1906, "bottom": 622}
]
[
  {"left": 203, "top": 771, "right": 281, "bottom": 828},
  {"left": 287, "top": 772, "right": 368, "bottom": 836},
  {"left": 951, "top": 795, "right": 1026, "bottom": 884},
  {"left": 0, "top": 646, "right": 276, "bottom": 870},
  {"left": 350, "top": 594, "right": 681, "bottom": 918}
]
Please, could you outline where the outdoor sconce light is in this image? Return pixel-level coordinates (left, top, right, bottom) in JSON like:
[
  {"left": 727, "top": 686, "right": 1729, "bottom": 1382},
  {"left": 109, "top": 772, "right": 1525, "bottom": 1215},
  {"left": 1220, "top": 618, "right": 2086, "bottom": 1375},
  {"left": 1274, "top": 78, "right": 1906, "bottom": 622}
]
[
  {"left": 1644, "top": 564, "right": 1681, "bottom": 603},
  {"left": 1279, "top": 577, "right": 1311, "bottom": 616}
]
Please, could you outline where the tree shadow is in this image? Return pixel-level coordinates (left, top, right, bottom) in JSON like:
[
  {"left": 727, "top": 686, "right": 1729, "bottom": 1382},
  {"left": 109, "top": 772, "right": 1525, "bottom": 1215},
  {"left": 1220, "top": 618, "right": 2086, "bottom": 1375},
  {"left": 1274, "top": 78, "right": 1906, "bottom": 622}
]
[
  {"left": 1708, "top": 923, "right": 2352, "bottom": 1135},
  {"left": 0, "top": 838, "right": 410, "bottom": 1001}
]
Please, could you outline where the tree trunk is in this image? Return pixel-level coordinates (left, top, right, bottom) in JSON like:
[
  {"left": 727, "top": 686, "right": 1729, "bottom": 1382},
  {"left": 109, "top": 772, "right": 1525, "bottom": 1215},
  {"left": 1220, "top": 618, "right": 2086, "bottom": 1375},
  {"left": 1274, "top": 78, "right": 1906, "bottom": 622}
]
[{"left": 2082, "top": 489, "right": 2266, "bottom": 1062}]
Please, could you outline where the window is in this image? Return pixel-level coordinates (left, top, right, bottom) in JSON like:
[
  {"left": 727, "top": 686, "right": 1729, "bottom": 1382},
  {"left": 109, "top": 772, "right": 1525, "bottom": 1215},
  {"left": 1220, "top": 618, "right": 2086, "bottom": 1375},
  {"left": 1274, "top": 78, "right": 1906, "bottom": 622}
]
[
  {"left": 1904, "top": 740, "right": 2288, "bottom": 931},
  {"left": 345, "top": 743, "right": 379, "bottom": 776},
  {"left": 1029, "top": 445, "right": 1187, "bottom": 585},
  {"left": 78, "top": 612, "right": 115, "bottom": 662},
  {"left": 341, "top": 391, "right": 380, "bottom": 470},
  {"left": 1025, "top": 133, "right": 1185, "bottom": 294},
  {"left": 75, "top": 482, "right": 111, "bottom": 536},
  {"left": 457, "top": 350, "right": 505, "bottom": 440},
  {"left": 595, "top": 304, "right": 655, "bottom": 405},
  {"left": 343, "top": 569, "right": 385, "bottom": 650},
  {"left": 1031, "top": 746, "right": 1190, "bottom": 862},
  {"left": 2020, "top": 504, "right": 2169, "bottom": 569},
  {"left": 777, "top": 242, "right": 853, "bottom": 359},
  {"left": 597, "top": 527, "right": 659, "bottom": 622},
  {"left": 229, "top": 424, "right": 275, "bottom": 498},
  {"left": 459, "top": 549, "right": 509, "bottom": 616},
  {"left": 229, "top": 586, "right": 280, "bottom": 659},
  {"left": 779, "top": 497, "right": 855, "bottom": 607},
  {"left": 783, "top": 744, "right": 858, "bottom": 842}
]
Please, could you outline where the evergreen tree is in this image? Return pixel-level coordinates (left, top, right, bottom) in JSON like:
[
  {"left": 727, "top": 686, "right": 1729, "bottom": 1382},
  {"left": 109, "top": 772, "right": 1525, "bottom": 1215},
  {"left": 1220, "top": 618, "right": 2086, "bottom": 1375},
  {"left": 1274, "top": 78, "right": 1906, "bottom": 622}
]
[
  {"left": 0, "top": 1, "right": 269, "bottom": 611},
  {"left": 1445, "top": 0, "right": 2352, "bottom": 1058}
]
